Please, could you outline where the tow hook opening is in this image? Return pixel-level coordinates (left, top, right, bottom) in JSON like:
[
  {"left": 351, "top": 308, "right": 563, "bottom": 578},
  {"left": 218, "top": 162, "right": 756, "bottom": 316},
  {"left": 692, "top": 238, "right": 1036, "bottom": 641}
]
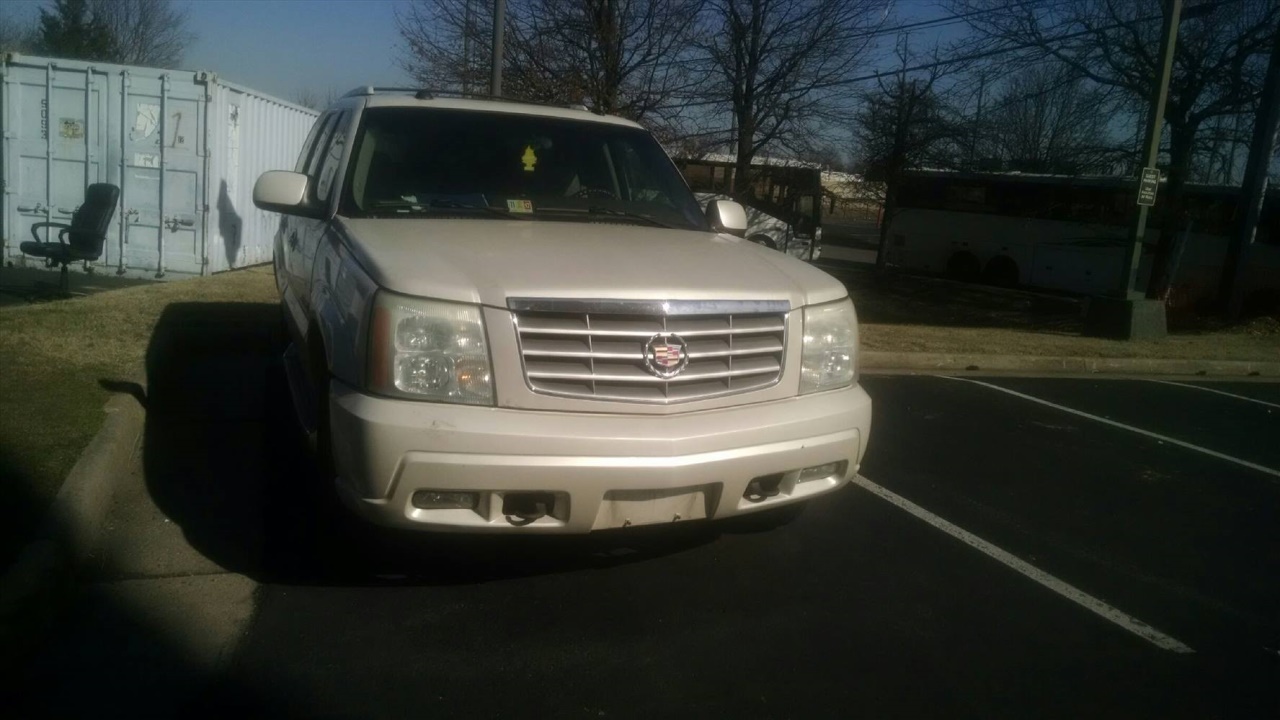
[
  {"left": 744, "top": 474, "right": 785, "bottom": 503},
  {"left": 503, "top": 492, "right": 556, "bottom": 526}
]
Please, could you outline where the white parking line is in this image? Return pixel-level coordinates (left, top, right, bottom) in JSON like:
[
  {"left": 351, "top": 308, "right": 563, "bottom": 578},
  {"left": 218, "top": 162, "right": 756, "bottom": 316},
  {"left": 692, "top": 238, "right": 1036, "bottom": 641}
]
[
  {"left": 946, "top": 376, "right": 1280, "bottom": 482},
  {"left": 1145, "top": 379, "right": 1280, "bottom": 411},
  {"left": 850, "top": 475, "right": 1195, "bottom": 654}
]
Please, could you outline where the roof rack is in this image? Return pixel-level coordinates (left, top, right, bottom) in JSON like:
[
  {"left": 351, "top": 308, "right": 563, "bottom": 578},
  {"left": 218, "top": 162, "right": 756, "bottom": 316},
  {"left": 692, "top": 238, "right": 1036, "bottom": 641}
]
[{"left": 340, "top": 86, "right": 599, "bottom": 114}]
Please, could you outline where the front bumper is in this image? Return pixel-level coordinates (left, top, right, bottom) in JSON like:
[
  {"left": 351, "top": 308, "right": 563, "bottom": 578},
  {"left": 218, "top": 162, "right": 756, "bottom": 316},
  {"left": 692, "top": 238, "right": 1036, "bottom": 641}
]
[{"left": 328, "top": 381, "right": 872, "bottom": 533}]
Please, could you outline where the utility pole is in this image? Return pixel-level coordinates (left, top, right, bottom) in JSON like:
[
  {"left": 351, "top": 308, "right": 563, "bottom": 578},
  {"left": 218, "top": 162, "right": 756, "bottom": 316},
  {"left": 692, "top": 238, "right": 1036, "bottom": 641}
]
[
  {"left": 1120, "top": 0, "right": 1182, "bottom": 300},
  {"left": 463, "top": 0, "right": 473, "bottom": 95},
  {"left": 971, "top": 72, "right": 987, "bottom": 168},
  {"left": 1218, "top": 28, "right": 1280, "bottom": 320},
  {"left": 490, "top": 0, "right": 506, "bottom": 98},
  {"left": 1087, "top": 0, "right": 1182, "bottom": 339}
]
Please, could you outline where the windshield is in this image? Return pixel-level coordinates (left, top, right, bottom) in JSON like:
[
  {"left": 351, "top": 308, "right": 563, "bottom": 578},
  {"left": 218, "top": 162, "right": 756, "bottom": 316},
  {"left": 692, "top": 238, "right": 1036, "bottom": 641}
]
[{"left": 340, "top": 107, "right": 708, "bottom": 231}]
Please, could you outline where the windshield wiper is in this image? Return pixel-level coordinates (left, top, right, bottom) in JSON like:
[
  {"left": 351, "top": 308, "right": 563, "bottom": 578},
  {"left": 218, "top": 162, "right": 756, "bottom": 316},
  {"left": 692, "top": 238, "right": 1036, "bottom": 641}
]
[
  {"left": 426, "top": 199, "right": 524, "bottom": 219},
  {"left": 538, "top": 205, "right": 678, "bottom": 229},
  {"left": 363, "top": 199, "right": 522, "bottom": 219}
]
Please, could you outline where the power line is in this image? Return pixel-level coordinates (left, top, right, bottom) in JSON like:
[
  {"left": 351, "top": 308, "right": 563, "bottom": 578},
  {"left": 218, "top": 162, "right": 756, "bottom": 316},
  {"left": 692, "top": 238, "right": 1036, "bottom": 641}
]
[
  {"left": 652, "top": 6, "right": 1173, "bottom": 113},
  {"left": 850, "top": 0, "right": 1073, "bottom": 41},
  {"left": 640, "top": 0, "right": 1076, "bottom": 73}
]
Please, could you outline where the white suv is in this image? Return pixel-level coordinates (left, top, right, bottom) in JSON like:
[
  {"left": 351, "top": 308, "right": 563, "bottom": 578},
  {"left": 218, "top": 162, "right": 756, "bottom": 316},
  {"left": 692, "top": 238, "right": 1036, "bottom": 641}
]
[{"left": 254, "top": 88, "right": 871, "bottom": 533}]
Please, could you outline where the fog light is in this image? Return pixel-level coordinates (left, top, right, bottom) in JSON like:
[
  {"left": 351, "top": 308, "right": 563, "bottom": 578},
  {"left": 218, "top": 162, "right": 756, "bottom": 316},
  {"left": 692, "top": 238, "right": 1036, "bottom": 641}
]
[
  {"left": 798, "top": 461, "right": 847, "bottom": 482},
  {"left": 411, "top": 490, "right": 478, "bottom": 510}
]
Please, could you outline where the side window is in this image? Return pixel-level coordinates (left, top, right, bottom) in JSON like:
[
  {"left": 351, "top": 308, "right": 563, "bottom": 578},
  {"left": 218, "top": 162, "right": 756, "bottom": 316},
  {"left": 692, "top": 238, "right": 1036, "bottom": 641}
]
[
  {"left": 302, "top": 114, "right": 340, "bottom": 205},
  {"left": 316, "top": 112, "right": 352, "bottom": 203},
  {"left": 306, "top": 114, "right": 339, "bottom": 179},
  {"left": 294, "top": 113, "right": 332, "bottom": 173}
]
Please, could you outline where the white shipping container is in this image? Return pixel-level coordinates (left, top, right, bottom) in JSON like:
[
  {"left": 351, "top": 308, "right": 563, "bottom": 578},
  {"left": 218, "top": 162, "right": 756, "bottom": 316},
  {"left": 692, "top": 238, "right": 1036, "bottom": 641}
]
[{"left": 1, "top": 53, "right": 319, "bottom": 279}]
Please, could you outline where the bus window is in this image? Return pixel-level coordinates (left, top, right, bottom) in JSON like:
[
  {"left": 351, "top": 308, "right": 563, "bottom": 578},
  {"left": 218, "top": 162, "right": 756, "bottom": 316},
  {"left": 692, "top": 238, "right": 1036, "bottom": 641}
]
[{"left": 944, "top": 184, "right": 988, "bottom": 213}]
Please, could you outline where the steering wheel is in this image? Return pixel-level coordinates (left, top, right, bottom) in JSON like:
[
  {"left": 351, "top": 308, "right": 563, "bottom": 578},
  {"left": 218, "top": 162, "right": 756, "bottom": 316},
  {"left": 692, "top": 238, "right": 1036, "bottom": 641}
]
[{"left": 574, "top": 187, "right": 615, "bottom": 200}]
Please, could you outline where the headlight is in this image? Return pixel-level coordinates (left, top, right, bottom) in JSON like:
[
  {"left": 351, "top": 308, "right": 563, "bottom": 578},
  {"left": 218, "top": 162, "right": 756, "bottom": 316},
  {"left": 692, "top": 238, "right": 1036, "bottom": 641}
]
[
  {"left": 800, "top": 298, "right": 858, "bottom": 393},
  {"left": 369, "top": 291, "right": 493, "bottom": 405}
]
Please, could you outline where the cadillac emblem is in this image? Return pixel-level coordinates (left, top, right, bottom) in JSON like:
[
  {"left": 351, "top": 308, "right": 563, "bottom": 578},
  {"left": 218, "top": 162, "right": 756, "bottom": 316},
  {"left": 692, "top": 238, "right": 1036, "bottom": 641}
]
[{"left": 643, "top": 334, "right": 689, "bottom": 378}]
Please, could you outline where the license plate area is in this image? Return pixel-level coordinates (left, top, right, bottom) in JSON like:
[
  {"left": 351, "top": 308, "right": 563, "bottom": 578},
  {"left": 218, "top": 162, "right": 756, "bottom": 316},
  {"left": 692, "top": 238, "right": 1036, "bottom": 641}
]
[{"left": 592, "top": 485, "right": 718, "bottom": 530}]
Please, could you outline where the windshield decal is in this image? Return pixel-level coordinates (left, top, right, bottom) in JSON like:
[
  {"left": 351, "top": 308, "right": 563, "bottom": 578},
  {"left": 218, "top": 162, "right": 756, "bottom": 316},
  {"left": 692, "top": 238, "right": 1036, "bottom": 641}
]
[{"left": 507, "top": 199, "right": 534, "bottom": 214}]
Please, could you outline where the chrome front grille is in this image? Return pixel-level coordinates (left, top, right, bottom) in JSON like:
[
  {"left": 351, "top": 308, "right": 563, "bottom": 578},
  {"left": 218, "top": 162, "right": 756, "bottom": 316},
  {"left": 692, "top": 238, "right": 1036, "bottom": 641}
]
[{"left": 510, "top": 299, "right": 789, "bottom": 404}]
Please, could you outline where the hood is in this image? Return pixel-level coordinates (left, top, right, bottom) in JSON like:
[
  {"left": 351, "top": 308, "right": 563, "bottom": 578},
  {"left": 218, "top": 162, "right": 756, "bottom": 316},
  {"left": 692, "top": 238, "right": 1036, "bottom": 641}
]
[{"left": 337, "top": 217, "right": 847, "bottom": 309}]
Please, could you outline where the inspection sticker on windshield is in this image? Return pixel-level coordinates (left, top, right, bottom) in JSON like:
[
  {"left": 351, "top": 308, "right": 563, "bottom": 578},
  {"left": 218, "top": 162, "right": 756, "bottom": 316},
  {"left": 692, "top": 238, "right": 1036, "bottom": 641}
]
[{"left": 506, "top": 199, "right": 534, "bottom": 213}]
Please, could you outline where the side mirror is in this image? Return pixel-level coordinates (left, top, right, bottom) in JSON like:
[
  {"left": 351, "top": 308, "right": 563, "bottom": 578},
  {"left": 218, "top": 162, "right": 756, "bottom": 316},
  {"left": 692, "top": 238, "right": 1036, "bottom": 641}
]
[
  {"left": 705, "top": 199, "right": 748, "bottom": 237},
  {"left": 254, "top": 171, "right": 321, "bottom": 218}
]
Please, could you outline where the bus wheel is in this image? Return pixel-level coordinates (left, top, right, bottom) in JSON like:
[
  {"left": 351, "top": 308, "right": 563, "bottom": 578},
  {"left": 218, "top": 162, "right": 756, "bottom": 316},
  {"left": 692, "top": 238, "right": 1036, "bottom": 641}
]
[
  {"left": 983, "top": 256, "right": 1020, "bottom": 287},
  {"left": 946, "top": 251, "right": 981, "bottom": 281},
  {"left": 747, "top": 234, "right": 779, "bottom": 251}
]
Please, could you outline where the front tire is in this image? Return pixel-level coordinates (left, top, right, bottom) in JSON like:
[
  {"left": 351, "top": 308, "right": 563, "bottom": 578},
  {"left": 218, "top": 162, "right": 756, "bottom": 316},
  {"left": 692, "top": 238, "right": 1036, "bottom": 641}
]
[{"left": 983, "top": 256, "right": 1020, "bottom": 287}]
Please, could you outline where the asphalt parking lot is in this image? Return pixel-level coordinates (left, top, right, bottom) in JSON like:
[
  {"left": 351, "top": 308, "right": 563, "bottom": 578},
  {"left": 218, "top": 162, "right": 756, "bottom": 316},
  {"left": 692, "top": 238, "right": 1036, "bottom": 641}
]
[{"left": 10, "top": 307, "right": 1279, "bottom": 718}]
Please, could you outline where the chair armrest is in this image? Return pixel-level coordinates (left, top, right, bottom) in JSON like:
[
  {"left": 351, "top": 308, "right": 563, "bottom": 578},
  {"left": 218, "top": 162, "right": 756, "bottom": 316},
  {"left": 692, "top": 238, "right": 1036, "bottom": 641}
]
[{"left": 30, "top": 221, "right": 73, "bottom": 246}]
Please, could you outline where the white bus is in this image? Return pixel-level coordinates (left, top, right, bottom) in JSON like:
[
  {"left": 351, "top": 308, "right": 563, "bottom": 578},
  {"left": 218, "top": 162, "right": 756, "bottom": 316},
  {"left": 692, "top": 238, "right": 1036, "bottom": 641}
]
[{"left": 884, "top": 170, "right": 1280, "bottom": 307}]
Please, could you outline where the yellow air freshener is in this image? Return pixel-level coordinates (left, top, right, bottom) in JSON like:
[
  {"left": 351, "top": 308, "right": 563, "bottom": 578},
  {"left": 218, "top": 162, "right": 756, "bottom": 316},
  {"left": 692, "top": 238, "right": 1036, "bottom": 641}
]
[{"left": 522, "top": 145, "right": 537, "bottom": 172}]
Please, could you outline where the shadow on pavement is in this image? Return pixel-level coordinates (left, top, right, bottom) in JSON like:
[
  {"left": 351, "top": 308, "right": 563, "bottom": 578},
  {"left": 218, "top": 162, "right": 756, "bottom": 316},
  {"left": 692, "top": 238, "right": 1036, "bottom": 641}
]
[
  {"left": 0, "top": 451, "right": 46, "bottom": 573},
  {"left": 7, "top": 578, "right": 278, "bottom": 717},
  {"left": 139, "top": 301, "right": 723, "bottom": 589}
]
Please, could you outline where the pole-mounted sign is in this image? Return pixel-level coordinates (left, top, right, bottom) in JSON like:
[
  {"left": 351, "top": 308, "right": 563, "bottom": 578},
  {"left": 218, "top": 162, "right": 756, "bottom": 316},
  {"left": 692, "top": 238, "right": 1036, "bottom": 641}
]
[{"left": 1137, "top": 167, "right": 1159, "bottom": 207}]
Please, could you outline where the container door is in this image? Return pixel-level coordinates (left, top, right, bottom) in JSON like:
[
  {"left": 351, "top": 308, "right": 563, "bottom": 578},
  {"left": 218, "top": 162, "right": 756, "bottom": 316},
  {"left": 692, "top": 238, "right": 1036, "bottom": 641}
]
[
  {"left": 4, "top": 64, "right": 108, "bottom": 267},
  {"left": 119, "top": 73, "right": 205, "bottom": 277}
]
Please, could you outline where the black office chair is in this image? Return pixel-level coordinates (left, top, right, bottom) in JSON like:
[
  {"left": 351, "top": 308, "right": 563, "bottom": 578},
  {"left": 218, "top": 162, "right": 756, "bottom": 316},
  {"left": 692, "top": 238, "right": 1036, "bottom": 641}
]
[{"left": 20, "top": 183, "right": 120, "bottom": 295}]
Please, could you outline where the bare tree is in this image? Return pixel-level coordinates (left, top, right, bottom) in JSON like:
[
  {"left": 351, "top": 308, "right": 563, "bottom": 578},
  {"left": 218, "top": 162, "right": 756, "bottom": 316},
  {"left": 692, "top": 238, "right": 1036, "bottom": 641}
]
[
  {"left": 1190, "top": 112, "right": 1251, "bottom": 183},
  {"left": 395, "top": 0, "right": 701, "bottom": 127},
  {"left": 396, "top": 0, "right": 492, "bottom": 95},
  {"left": 852, "top": 45, "right": 960, "bottom": 270},
  {"left": 986, "top": 65, "right": 1116, "bottom": 174},
  {"left": 511, "top": 0, "right": 702, "bottom": 121},
  {"left": 88, "top": 0, "right": 193, "bottom": 68},
  {"left": 696, "top": 0, "right": 883, "bottom": 192},
  {"left": 948, "top": 0, "right": 1280, "bottom": 294}
]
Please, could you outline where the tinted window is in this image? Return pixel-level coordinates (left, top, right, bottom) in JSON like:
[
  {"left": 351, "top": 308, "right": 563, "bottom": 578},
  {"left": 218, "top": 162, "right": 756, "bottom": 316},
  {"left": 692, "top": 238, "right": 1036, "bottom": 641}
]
[
  {"left": 316, "top": 112, "right": 352, "bottom": 203},
  {"left": 306, "top": 114, "right": 339, "bottom": 179},
  {"left": 341, "top": 108, "right": 707, "bottom": 231},
  {"left": 294, "top": 113, "right": 331, "bottom": 173}
]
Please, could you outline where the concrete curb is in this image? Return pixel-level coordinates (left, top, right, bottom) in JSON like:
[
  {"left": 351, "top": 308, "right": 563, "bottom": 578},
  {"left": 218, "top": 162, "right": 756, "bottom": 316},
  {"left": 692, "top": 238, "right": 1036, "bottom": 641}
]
[
  {"left": 0, "top": 390, "right": 144, "bottom": 669},
  {"left": 862, "top": 351, "right": 1280, "bottom": 377}
]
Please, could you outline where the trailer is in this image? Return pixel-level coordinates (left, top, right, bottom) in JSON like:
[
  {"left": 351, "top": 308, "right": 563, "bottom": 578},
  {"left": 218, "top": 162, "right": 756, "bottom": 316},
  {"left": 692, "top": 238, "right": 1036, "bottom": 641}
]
[{"left": 674, "top": 155, "right": 824, "bottom": 261}]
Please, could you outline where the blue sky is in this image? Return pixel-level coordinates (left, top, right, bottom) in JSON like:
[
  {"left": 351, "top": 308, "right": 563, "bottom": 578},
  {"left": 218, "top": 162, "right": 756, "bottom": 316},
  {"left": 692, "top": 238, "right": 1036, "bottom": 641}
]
[
  {"left": 179, "top": 0, "right": 411, "bottom": 101},
  {"left": 7, "top": 0, "right": 414, "bottom": 102},
  {"left": 6, "top": 0, "right": 948, "bottom": 106}
]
